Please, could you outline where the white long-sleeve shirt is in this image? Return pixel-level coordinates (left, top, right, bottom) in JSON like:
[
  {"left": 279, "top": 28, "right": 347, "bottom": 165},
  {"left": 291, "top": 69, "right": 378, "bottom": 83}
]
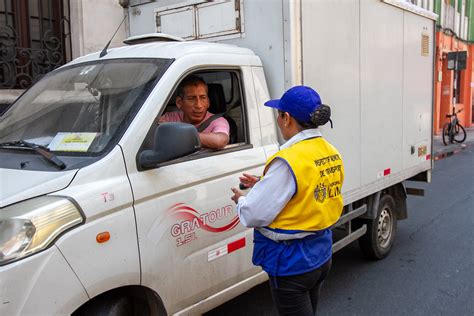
[{"left": 237, "top": 128, "right": 322, "bottom": 227}]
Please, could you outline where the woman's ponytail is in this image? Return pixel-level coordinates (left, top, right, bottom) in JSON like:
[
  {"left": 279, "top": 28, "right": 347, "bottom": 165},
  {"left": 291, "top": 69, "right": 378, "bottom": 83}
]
[{"left": 310, "top": 104, "right": 332, "bottom": 128}]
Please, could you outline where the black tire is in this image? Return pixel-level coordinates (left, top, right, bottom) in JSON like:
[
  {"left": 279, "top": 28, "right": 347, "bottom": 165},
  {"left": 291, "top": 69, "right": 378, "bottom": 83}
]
[
  {"left": 72, "top": 288, "right": 165, "bottom": 316},
  {"left": 73, "top": 294, "right": 134, "bottom": 316},
  {"left": 453, "top": 123, "right": 467, "bottom": 143},
  {"left": 359, "top": 194, "right": 397, "bottom": 260},
  {"left": 442, "top": 123, "right": 450, "bottom": 146}
]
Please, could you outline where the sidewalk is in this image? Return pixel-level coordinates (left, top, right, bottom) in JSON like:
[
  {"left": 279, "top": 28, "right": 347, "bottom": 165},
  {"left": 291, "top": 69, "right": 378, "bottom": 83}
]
[{"left": 433, "top": 126, "right": 474, "bottom": 160}]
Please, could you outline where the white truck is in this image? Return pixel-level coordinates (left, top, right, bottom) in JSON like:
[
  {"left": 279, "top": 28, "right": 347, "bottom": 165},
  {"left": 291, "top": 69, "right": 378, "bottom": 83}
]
[{"left": 0, "top": 0, "right": 435, "bottom": 315}]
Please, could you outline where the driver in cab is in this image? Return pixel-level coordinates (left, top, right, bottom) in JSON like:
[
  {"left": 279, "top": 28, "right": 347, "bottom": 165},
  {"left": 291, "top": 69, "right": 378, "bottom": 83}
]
[{"left": 159, "top": 75, "right": 230, "bottom": 150}]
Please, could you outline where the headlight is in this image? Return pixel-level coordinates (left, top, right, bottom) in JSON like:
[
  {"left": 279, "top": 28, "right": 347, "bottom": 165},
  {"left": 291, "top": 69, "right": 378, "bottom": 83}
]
[{"left": 0, "top": 196, "right": 84, "bottom": 265}]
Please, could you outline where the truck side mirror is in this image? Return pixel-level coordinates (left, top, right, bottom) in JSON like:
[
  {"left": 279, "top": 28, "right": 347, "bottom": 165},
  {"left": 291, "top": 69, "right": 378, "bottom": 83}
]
[{"left": 138, "top": 122, "right": 201, "bottom": 169}]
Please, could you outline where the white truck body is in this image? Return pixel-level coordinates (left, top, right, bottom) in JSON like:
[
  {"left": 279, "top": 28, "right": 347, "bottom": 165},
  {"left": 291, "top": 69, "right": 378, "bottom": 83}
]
[
  {"left": 0, "top": 1, "right": 435, "bottom": 315},
  {"left": 135, "top": 0, "right": 435, "bottom": 202}
]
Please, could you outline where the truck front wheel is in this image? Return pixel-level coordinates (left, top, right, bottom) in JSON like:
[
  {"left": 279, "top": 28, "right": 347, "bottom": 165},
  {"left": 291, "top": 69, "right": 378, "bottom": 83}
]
[
  {"left": 72, "top": 287, "right": 165, "bottom": 316},
  {"left": 359, "top": 194, "right": 397, "bottom": 260},
  {"left": 73, "top": 294, "right": 134, "bottom": 316}
]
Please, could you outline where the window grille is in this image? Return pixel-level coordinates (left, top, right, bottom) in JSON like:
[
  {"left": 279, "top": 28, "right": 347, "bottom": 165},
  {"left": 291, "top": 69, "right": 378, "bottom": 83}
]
[{"left": 0, "top": 0, "right": 71, "bottom": 89}]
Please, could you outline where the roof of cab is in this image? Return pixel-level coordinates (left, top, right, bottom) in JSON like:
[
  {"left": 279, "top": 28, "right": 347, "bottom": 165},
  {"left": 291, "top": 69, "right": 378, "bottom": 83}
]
[{"left": 68, "top": 41, "right": 258, "bottom": 65}]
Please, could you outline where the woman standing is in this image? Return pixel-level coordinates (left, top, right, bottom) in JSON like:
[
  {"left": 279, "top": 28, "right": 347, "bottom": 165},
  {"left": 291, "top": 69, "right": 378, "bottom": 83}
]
[{"left": 231, "top": 86, "right": 344, "bottom": 315}]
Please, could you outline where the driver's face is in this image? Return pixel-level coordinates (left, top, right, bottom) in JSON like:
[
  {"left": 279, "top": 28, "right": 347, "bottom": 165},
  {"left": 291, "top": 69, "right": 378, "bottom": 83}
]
[{"left": 176, "top": 83, "right": 209, "bottom": 125}]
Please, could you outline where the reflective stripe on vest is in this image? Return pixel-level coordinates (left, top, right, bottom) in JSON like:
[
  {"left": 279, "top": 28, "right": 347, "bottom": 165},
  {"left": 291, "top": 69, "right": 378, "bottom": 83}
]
[{"left": 256, "top": 227, "right": 320, "bottom": 241}]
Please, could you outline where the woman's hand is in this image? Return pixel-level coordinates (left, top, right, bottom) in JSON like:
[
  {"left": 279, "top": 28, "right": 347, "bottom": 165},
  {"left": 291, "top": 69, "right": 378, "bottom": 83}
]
[
  {"left": 239, "top": 173, "right": 260, "bottom": 188},
  {"left": 231, "top": 187, "right": 245, "bottom": 204}
]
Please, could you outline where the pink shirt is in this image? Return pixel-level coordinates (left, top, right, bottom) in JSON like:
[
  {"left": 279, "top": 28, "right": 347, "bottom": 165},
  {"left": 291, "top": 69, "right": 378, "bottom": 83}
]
[{"left": 160, "top": 111, "right": 230, "bottom": 135}]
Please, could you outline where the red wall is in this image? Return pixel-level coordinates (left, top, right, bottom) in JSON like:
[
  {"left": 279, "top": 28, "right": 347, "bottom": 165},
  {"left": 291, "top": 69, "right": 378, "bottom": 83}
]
[{"left": 434, "top": 32, "right": 473, "bottom": 135}]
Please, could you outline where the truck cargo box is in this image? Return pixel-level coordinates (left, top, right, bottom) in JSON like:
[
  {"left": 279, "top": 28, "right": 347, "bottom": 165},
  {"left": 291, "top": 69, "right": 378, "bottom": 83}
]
[{"left": 129, "top": 0, "right": 436, "bottom": 203}]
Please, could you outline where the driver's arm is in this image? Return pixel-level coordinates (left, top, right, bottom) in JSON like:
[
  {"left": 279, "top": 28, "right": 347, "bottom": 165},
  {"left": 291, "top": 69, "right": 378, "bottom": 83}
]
[
  {"left": 199, "top": 116, "right": 230, "bottom": 150},
  {"left": 199, "top": 132, "right": 229, "bottom": 150}
]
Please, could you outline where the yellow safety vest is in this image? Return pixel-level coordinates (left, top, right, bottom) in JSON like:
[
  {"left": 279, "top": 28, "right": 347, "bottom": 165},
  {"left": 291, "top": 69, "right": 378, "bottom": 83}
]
[{"left": 264, "top": 137, "right": 344, "bottom": 231}]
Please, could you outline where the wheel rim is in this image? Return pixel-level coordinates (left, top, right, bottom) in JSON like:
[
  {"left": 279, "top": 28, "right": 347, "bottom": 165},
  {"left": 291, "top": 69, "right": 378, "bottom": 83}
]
[{"left": 377, "top": 208, "right": 393, "bottom": 248}]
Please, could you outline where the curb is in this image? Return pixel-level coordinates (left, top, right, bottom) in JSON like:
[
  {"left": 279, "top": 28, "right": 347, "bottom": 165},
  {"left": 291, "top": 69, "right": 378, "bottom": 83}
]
[{"left": 434, "top": 143, "right": 472, "bottom": 161}]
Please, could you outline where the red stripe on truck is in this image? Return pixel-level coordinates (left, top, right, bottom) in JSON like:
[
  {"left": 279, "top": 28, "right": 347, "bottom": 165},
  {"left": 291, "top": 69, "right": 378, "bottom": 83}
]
[
  {"left": 383, "top": 168, "right": 391, "bottom": 176},
  {"left": 227, "top": 237, "right": 246, "bottom": 253}
]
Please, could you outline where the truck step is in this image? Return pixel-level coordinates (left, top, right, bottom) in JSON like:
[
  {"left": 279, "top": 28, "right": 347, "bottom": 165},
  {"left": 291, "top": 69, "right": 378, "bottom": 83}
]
[
  {"left": 332, "top": 225, "right": 367, "bottom": 253},
  {"left": 334, "top": 204, "right": 367, "bottom": 227},
  {"left": 405, "top": 187, "right": 425, "bottom": 196}
]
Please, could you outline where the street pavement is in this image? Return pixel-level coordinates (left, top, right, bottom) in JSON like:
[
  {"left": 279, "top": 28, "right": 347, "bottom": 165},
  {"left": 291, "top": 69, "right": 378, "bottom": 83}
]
[{"left": 206, "top": 128, "right": 474, "bottom": 316}]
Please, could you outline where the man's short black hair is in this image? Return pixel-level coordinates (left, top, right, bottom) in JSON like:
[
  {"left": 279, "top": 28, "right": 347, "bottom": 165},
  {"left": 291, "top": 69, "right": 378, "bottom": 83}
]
[{"left": 177, "top": 75, "right": 207, "bottom": 97}]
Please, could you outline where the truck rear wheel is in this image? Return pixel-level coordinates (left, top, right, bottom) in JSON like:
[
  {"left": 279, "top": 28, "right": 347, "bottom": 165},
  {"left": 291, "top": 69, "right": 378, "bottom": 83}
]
[{"left": 359, "top": 194, "right": 397, "bottom": 260}]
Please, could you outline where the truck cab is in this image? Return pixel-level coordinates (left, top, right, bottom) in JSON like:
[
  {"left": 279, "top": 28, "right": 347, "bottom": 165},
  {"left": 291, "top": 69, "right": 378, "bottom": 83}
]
[{"left": 0, "top": 40, "right": 281, "bottom": 315}]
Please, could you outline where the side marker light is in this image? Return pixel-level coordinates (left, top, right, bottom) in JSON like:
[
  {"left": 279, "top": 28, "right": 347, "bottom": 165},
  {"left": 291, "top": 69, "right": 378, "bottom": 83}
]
[{"left": 96, "top": 232, "right": 110, "bottom": 244}]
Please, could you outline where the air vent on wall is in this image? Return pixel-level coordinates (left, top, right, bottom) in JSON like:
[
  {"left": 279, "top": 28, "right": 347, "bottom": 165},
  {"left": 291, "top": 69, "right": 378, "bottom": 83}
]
[{"left": 421, "top": 33, "right": 429, "bottom": 57}]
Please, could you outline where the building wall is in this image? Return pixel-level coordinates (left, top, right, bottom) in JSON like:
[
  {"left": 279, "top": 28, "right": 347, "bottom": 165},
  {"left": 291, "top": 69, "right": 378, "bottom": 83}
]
[
  {"left": 70, "top": 0, "right": 127, "bottom": 58},
  {"left": 434, "top": 31, "right": 473, "bottom": 134},
  {"left": 431, "top": 0, "right": 474, "bottom": 134}
]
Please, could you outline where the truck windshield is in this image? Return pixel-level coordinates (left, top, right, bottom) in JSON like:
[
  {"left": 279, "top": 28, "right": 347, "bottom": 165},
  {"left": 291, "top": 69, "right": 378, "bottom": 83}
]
[{"left": 0, "top": 58, "right": 171, "bottom": 155}]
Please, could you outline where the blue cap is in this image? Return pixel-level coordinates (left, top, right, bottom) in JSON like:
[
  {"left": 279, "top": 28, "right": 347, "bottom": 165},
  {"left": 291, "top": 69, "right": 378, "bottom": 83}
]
[{"left": 264, "top": 86, "right": 322, "bottom": 123}]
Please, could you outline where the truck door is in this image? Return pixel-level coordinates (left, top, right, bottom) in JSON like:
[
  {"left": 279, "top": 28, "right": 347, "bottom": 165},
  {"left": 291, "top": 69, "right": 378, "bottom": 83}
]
[{"left": 127, "top": 67, "right": 267, "bottom": 313}]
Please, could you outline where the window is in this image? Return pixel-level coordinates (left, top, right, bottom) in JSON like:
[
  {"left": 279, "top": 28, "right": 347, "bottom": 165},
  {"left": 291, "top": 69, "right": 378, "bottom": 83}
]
[
  {"left": 140, "top": 69, "right": 250, "bottom": 166},
  {"left": 194, "top": 71, "right": 248, "bottom": 145},
  {"left": 0, "top": 0, "right": 71, "bottom": 89},
  {"left": 0, "top": 59, "right": 172, "bottom": 155},
  {"left": 454, "top": 69, "right": 462, "bottom": 103}
]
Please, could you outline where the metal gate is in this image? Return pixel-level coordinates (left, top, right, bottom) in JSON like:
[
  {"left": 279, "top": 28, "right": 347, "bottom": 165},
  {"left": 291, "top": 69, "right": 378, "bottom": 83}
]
[{"left": 0, "top": 0, "right": 71, "bottom": 89}]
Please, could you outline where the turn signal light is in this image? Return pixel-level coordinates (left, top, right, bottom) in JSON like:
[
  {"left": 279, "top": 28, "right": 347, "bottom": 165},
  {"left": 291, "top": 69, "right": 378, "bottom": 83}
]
[{"left": 96, "top": 232, "right": 110, "bottom": 244}]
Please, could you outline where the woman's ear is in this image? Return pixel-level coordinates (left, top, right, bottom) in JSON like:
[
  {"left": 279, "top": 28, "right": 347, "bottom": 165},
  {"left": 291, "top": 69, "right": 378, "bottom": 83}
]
[{"left": 284, "top": 112, "right": 292, "bottom": 127}]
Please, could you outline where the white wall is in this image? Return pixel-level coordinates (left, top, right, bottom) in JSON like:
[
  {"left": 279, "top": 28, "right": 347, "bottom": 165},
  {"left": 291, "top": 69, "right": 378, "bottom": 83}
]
[{"left": 70, "top": 0, "right": 127, "bottom": 58}]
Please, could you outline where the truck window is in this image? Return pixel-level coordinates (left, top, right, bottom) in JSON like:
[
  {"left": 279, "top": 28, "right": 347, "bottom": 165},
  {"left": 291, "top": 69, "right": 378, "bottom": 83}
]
[
  {"left": 197, "top": 71, "right": 247, "bottom": 146},
  {"left": 142, "top": 69, "right": 249, "bottom": 164},
  {"left": 0, "top": 58, "right": 172, "bottom": 156}
]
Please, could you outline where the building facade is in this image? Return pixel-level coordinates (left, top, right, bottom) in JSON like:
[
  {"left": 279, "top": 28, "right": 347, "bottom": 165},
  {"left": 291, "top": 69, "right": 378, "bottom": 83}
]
[{"left": 431, "top": 0, "right": 474, "bottom": 133}]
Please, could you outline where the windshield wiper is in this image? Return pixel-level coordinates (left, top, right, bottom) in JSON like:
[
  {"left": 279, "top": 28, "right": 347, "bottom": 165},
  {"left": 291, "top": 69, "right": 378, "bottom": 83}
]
[{"left": 0, "top": 140, "right": 67, "bottom": 169}]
